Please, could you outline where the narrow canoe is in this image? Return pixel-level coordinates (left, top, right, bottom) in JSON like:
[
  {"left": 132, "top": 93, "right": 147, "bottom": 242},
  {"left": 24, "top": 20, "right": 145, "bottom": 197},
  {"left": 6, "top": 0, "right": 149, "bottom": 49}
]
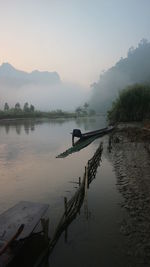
[
  {"left": 72, "top": 126, "right": 115, "bottom": 145},
  {"left": 81, "top": 126, "right": 114, "bottom": 139}
]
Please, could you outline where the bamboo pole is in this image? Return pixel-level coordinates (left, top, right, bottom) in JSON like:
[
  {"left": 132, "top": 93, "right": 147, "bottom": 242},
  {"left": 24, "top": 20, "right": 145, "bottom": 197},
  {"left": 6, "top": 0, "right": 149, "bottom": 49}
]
[{"left": 64, "top": 197, "right": 68, "bottom": 217}]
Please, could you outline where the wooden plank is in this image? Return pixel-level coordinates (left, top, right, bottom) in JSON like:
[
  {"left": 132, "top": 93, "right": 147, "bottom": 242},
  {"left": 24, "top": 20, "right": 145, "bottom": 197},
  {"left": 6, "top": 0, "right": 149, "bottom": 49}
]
[{"left": 0, "top": 201, "right": 49, "bottom": 242}]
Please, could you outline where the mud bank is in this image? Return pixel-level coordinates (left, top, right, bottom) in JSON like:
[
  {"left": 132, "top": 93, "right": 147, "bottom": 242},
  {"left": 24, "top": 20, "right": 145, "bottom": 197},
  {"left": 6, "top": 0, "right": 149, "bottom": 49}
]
[{"left": 108, "top": 124, "right": 150, "bottom": 266}]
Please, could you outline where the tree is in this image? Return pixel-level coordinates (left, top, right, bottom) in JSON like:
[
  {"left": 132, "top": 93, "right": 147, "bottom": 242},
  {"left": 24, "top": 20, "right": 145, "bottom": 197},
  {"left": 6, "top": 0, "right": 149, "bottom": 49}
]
[
  {"left": 127, "top": 46, "right": 134, "bottom": 56},
  {"left": 90, "top": 39, "right": 150, "bottom": 113},
  {"left": 138, "top": 38, "right": 148, "bottom": 47},
  {"left": 83, "top": 102, "right": 89, "bottom": 116},
  {"left": 30, "top": 104, "right": 35, "bottom": 112},
  {"left": 84, "top": 102, "right": 89, "bottom": 109},
  {"left": 15, "top": 102, "right": 21, "bottom": 110},
  {"left": 75, "top": 106, "right": 82, "bottom": 116},
  {"left": 23, "top": 102, "right": 29, "bottom": 112},
  {"left": 4, "top": 102, "right": 9, "bottom": 111},
  {"left": 107, "top": 84, "right": 150, "bottom": 123}
]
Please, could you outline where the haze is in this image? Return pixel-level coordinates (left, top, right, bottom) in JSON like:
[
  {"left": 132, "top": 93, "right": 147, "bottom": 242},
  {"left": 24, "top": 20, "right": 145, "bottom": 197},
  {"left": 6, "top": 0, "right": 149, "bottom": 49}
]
[{"left": 0, "top": 0, "right": 150, "bottom": 110}]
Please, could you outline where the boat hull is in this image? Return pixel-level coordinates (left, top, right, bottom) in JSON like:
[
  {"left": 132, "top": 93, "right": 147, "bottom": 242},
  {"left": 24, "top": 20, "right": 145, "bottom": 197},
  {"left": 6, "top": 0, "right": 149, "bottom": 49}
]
[{"left": 79, "top": 126, "right": 115, "bottom": 140}]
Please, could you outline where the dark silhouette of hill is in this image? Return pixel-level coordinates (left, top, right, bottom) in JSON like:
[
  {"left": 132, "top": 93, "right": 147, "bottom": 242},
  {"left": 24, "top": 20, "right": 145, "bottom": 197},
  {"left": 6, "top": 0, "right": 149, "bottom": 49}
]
[
  {"left": 0, "top": 62, "right": 61, "bottom": 87},
  {"left": 90, "top": 39, "right": 150, "bottom": 112}
]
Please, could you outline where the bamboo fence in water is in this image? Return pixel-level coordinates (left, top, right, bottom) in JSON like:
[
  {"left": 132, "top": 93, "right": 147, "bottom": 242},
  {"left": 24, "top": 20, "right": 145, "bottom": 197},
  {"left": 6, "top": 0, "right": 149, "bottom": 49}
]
[{"left": 35, "top": 141, "right": 103, "bottom": 267}]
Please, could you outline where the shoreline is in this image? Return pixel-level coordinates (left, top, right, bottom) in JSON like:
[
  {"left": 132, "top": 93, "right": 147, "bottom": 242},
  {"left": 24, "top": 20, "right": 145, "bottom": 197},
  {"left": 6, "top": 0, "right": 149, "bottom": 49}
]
[
  {"left": 109, "top": 124, "right": 150, "bottom": 265},
  {"left": 0, "top": 114, "right": 102, "bottom": 124},
  {"left": 0, "top": 117, "right": 75, "bottom": 122}
]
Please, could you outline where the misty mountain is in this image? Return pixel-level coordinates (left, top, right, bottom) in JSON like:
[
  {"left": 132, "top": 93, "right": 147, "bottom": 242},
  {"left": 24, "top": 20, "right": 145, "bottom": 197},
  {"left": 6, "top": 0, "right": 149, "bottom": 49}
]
[
  {"left": 0, "top": 63, "right": 61, "bottom": 87},
  {"left": 90, "top": 39, "right": 150, "bottom": 112},
  {"left": 0, "top": 63, "right": 87, "bottom": 111}
]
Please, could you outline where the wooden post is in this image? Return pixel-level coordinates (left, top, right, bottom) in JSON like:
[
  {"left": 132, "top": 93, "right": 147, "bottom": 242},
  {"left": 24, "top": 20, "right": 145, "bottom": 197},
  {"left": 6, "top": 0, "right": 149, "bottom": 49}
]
[
  {"left": 85, "top": 165, "right": 88, "bottom": 192},
  {"left": 72, "top": 133, "right": 74, "bottom": 146},
  {"left": 79, "top": 177, "right": 81, "bottom": 186},
  {"left": 65, "top": 227, "right": 68, "bottom": 243},
  {"left": 64, "top": 197, "right": 68, "bottom": 217},
  {"left": 84, "top": 164, "right": 89, "bottom": 220},
  {"left": 85, "top": 166, "right": 87, "bottom": 179},
  {"left": 87, "top": 162, "right": 90, "bottom": 188}
]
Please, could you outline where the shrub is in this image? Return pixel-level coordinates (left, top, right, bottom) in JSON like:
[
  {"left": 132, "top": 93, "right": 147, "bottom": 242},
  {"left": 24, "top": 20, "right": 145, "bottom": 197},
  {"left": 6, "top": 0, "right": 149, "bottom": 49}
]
[{"left": 107, "top": 84, "right": 150, "bottom": 123}]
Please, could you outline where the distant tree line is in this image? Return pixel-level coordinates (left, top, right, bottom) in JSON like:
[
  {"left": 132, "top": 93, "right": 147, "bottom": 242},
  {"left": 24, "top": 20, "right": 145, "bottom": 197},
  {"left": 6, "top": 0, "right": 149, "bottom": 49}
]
[
  {"left": 0, "top": 103, "right": 76, "bottom": 119},
  {"left": 0, "top": 101, "right": 96, "bottom": 120},
  {"left": 75, "top": 102, "right": 96, "bottom": 117},
  {"left": 3, "top": 102, "right": 35, "bottom": 112},
  {"left": 107, "top": 84, "right": 150, "bottom": 123}
]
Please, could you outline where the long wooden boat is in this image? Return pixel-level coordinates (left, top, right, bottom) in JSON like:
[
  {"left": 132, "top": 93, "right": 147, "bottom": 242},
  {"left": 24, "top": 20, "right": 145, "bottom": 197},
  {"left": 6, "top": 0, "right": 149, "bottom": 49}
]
[
  {"left": 56, "top": 126, "right": 115, "bottom": 158},
  {"left": 0, "top": 201, "right": 49, "bottom": 267},
  {"left": 72, "top": 126, "right": 115, "bottom": 145}
]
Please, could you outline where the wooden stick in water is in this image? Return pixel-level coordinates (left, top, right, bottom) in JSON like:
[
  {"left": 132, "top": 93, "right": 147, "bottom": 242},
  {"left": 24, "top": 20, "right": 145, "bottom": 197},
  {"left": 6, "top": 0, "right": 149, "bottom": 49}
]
[{"left": 64, "top": 197, "right": 68, "bottom": 217}]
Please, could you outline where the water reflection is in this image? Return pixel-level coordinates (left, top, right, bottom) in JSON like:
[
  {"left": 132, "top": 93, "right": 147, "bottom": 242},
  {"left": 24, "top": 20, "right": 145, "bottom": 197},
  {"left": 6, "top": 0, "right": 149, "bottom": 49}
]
[
  {"left": 49, "top": 138, "right": 129, "bottom": 267},
  {"left": 75, "top": 116, "right": 106, "bottom": 131},
  {"left": 1, "top": 116, "right": 106, "bottom": 137},
  {"left": 4, "top": 124, "right": 10, "bottom": 134},
  {"left": 16, "top": 124, "right": 22, "bottom": 135},
  {"left": 0, "top": 117, "right": 105, "bottom": 213},
  {"left": 0, "top": 117, "right": 133, "bottom": 267},
  {"left": 56, "top": 135, "right": 102, "bottom": 158},
  {"left": 37, "top": 143, "right": 103, "bottom": 267},
  {"left": 1, "top": 119, "right": 74, "bottom": 135},
  {"left": 2, "top": 120, "right": 36, "bottom": 135}
]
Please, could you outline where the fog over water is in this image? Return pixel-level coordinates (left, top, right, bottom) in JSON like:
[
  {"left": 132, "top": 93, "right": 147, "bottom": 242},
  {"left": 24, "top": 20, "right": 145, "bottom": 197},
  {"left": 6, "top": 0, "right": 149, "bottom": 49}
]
[
  {"left": 1, "top": 40, "right": 150, "bottom": 113},
  {"left": 0, "top": 63, "right": 88, "bottom": 111},
  {"left": 0, "top": 83, "right": 87, "bottom": 111}
]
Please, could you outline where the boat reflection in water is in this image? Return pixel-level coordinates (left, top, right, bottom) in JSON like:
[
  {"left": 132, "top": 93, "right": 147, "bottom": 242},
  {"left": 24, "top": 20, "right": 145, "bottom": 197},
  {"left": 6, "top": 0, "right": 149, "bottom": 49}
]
[
  {"left": 56, "top": 135, "right": 100, "bottom": 158},
  {"left": 57, "top": 126, "right": 114, "bottom": 159}
]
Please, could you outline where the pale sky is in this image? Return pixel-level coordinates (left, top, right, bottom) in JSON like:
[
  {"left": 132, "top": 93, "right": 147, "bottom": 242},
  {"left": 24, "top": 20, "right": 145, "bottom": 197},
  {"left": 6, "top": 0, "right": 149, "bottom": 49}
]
[{"left": 0, "top": 0, "right": 150, "bottom": 87}]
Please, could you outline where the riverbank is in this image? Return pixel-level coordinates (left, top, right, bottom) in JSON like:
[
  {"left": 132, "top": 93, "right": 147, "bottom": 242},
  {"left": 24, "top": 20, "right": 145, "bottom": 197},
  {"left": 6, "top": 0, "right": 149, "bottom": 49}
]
[
  {"left": 0, "top": 112, "right": 101, "bottom": 123},
  {"left": 0, "top": 111, "right": 77, "bottom": 121},
  {"left": 109, "top": 123, "right": 150, "bottom": 266}
]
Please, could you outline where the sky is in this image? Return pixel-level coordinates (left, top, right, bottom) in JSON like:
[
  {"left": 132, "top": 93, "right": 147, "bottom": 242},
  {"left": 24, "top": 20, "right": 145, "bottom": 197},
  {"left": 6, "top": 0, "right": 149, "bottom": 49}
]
[{"left": 0, "top": 0, "right": 150, "bottom": 88}]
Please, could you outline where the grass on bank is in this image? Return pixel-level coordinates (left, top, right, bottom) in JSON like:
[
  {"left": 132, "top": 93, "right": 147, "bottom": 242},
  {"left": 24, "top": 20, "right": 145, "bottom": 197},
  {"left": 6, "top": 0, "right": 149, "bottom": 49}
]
[
  {"left": 0, "top": 109, "right": 77, "bottom": 120},
  {"left": 107, "top": 84, "right": 150, "bottom": 124}
]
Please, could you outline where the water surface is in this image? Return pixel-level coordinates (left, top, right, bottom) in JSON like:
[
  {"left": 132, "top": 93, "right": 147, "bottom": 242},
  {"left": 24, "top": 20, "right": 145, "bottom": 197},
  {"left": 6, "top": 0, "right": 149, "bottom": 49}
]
[{"left": 0, "top": 116, "right": 128, "bottom": 266}]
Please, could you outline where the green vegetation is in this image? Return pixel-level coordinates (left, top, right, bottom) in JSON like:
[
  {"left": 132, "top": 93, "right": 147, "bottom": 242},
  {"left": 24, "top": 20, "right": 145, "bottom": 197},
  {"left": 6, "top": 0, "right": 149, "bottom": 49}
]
[
  {"left": 0, "top": 102, "right": 76, "bottom": 120},
  {"left": 90, "top": 39, "right": 150, "bottom": 113},
  {"left": 75, "top": 102, "right": 96, "bottom": 117},
  {"left": 0, "top": 102, "right": 96, "bottom": 120},
  {"left": 107, "top": 84, "right": 150, "bottom": 123}
]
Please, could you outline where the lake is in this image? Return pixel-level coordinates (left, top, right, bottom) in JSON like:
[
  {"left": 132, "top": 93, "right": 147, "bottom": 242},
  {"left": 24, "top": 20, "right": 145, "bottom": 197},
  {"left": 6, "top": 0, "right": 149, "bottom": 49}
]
[{"left": 0, "top": 117, "right": 129, "bottom": 266}]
